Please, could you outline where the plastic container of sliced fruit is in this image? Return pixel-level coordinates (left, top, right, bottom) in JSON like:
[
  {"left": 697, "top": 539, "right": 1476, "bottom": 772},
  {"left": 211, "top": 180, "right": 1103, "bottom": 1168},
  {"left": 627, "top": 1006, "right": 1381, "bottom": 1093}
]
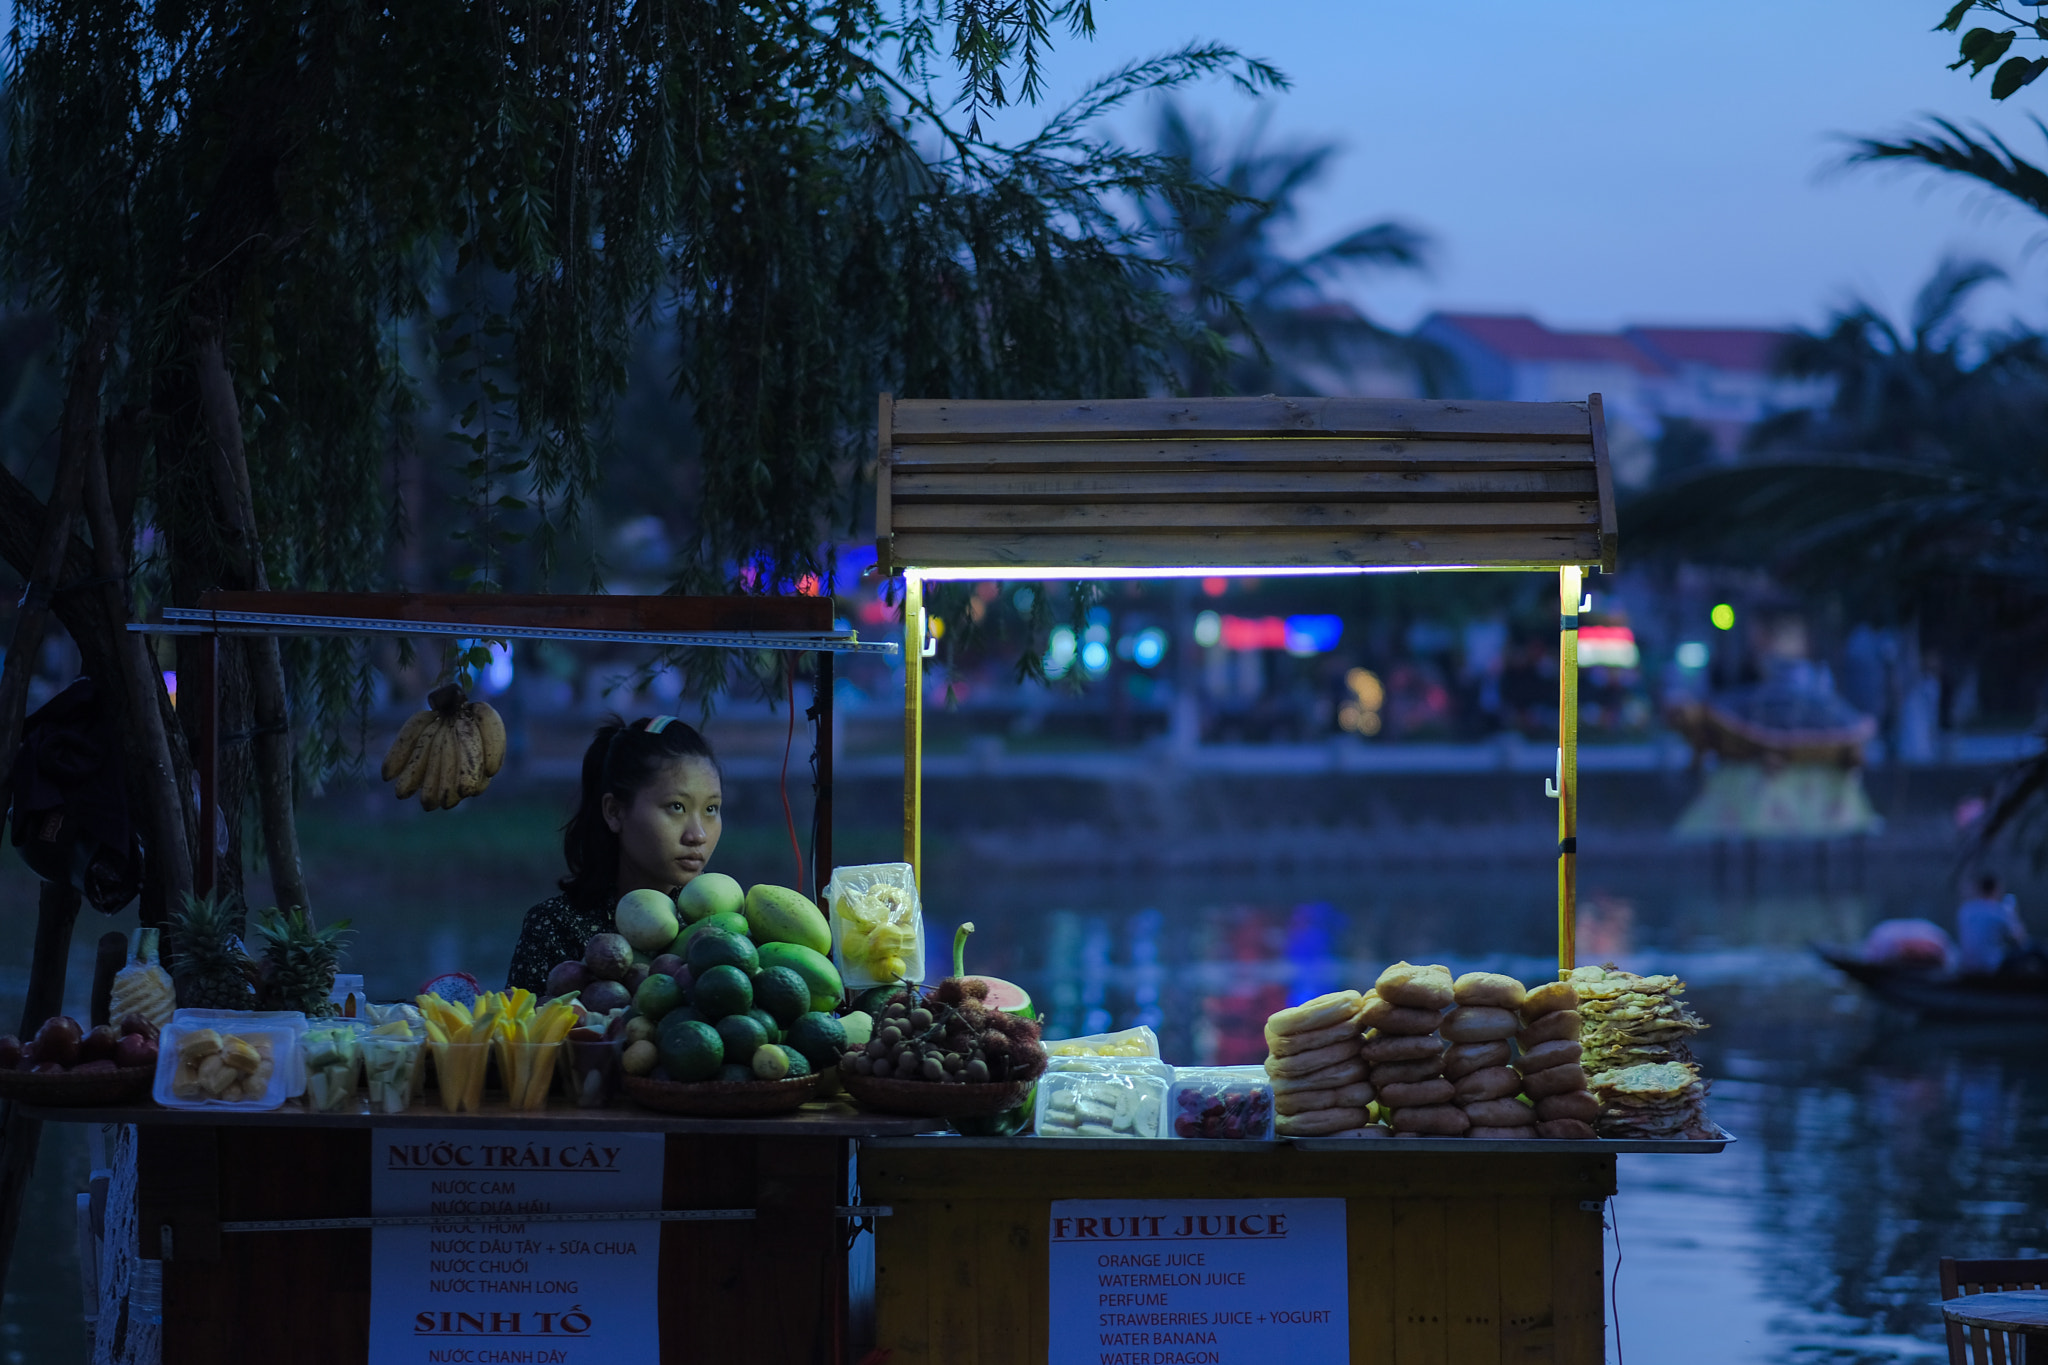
[
  {"left": 153, "top": 1013, "right": 299, "bottom": 1111},
  {"left": 1166, "top": 1065, "right": 1274, "bottom": 1140},
  {"left": 826, "top": 863, "right": 925, "bottom": 989},
  {"left": 1033, "top": 1059, "right": 1170, "bottom": 1139}
]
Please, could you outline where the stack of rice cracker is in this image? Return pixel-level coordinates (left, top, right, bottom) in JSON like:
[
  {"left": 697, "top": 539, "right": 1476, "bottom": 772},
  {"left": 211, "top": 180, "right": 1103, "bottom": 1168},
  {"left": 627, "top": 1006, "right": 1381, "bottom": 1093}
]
[{"left": 1265, "top": 991, "right": 1375, "bottom": 1137}]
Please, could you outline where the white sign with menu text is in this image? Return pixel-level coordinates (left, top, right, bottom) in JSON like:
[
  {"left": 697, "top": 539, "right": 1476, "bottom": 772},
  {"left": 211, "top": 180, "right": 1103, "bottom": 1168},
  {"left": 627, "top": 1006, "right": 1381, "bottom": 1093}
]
[
  {"left": 368, "top": 1128, "right": 663, "bottom": 1364},
  {"left": 1048, "top": 1198, "right": 1348, "bottom": 1365}
]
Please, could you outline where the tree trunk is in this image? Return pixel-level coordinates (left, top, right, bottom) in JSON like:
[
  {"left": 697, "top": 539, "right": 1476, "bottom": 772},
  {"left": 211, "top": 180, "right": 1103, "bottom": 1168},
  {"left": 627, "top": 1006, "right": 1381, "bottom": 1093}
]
[
  {"left": 0, "top": 316, "right": 115, "bottom": 797},
  {"left": 191, "top": 329, "right": 307, "bottom": 914},
  {"left": 81, "top": 429, "right": 194, "bottom": 900}
]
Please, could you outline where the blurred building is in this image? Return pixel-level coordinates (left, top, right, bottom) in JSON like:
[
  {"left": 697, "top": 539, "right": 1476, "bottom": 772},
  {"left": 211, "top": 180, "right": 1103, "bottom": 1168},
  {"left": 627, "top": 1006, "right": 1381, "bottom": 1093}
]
[{"left": 1415, "top": 313, "right": 1832, "bottom": 486}]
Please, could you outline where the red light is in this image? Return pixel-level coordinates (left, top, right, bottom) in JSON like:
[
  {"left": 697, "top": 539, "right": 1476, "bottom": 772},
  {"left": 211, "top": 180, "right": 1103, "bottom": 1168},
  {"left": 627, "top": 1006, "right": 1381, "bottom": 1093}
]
[
  {"left": 1202, "top": 577, "right": 1228, "bottom": 597},
  {"left": 1219, "top": 615, "right": 1288, "bottom": 650}
]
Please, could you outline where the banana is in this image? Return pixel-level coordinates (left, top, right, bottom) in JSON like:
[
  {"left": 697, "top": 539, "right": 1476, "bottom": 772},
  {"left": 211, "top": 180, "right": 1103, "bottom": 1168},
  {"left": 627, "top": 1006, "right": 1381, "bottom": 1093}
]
[
  {"left": 472, "top": 701, "right": 507, "bottom": 778},
  {"left": 453, "top": 712, "right": 487, "bottom": 800},
  {"left": 394, "top": 719, "right": 435, "bottom": 799},
  {"left": 419, "top": 721, "right": 456, "bottom": 810},
  {"left": 380, "top": 710, "right": 434, "bottom": 782}
]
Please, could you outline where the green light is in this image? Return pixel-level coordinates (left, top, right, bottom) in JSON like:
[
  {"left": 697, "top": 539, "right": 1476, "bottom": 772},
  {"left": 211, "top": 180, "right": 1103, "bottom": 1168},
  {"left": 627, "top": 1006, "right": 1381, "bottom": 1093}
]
[{"left": 1710, "top": 603, "right": 1735, "bottom": 631}]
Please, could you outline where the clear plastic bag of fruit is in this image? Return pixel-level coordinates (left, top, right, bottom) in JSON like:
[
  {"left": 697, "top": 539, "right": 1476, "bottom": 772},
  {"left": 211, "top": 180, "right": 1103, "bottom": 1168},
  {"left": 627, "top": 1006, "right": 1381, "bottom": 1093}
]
[
  {"left": 1033, "top": 1062, "right": 1168, "bottom": 1139},
  {"left": 1167, "top": 1065, "right": 1274, "bottom": 1140},
  {"left": 826, "top": 863, "right": 925, "bottom": 988},
  {"left": 1045, "top": 1025, "right": 1160, "bottom": 1059}
]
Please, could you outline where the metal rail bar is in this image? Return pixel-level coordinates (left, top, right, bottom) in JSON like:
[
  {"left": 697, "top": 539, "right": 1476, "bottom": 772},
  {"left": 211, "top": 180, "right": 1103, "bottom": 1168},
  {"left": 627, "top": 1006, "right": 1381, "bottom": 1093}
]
[
  {"left": 127, "top": 609, "right": 898, "bottom": 656},
  {"left": 218, "top": 1205, "right": 893, "bottom": 1233}
]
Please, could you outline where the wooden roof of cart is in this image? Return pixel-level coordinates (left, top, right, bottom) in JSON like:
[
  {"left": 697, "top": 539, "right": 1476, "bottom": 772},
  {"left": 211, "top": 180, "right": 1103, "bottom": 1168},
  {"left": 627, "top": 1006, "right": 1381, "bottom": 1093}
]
[{"left": 875, "top": 394, "right": 1618, "bottom": 577}]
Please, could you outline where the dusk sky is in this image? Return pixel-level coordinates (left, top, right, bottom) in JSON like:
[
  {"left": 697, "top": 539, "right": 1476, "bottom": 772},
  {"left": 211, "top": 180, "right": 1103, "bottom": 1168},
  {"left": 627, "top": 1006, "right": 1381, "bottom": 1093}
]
[{"left": 993, "top": 0, "right": 2048, "bottom": 335}]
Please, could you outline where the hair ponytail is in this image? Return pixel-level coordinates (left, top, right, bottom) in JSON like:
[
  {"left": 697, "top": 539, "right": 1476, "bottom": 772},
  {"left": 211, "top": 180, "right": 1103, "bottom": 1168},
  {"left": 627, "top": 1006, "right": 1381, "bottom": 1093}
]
[{"left": 560, "top": 715, "right": 720, "bottom": 908}]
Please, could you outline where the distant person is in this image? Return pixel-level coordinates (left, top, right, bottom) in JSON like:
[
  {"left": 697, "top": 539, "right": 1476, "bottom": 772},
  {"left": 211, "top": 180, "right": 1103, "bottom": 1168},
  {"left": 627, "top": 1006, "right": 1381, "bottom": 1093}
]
[{"left": 1955, "top": 874, "right": 2041, "bottom": 976}]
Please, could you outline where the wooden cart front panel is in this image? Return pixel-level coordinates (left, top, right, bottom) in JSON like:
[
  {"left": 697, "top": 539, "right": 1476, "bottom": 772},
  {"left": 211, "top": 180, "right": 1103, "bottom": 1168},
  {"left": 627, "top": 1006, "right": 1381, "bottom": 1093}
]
[
  {"left": 860, "top": 1145, "right": 1615, "bottom": 1365},
  {"left": 142, "top": 1126, "right": 850, "bottom": 1365}
]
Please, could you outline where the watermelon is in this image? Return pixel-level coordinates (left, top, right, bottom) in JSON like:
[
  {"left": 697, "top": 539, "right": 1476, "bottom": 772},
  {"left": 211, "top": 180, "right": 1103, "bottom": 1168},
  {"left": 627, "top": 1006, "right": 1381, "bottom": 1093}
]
[{"left": 950, "top": 923, "right": 1035, "bottom": 1019}]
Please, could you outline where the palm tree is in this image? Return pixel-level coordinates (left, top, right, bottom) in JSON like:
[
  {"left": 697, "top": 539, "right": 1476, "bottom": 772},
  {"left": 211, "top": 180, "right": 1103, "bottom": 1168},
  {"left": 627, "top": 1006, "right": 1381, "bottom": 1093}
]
[{"left": 1140, "top": 100, "right": 1450, "bottom": 396}]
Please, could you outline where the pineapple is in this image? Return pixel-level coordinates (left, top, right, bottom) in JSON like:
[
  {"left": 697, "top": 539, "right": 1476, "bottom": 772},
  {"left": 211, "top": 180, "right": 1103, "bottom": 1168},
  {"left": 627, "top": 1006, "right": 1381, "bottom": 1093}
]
[
  {"left": 252, "top": 907, "right": 353, "bottom": 1017},
  {"left": 108, "top": 927, "right": 177, "bottom": 1030},
  {"left": 166, "top": 892, "right": 256, "bottom": 1010}
]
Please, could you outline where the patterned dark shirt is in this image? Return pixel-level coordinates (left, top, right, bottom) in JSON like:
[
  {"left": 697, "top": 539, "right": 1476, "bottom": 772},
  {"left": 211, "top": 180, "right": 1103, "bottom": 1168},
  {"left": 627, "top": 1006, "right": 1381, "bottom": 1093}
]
[{"left": 505, "top": 892, "right": 615, "bottom": 994}]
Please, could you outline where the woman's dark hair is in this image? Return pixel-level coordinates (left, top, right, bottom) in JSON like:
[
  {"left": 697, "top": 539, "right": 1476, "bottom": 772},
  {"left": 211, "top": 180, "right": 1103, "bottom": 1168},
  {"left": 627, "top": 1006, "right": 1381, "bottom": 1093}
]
[{"left": 560, "top": 715, "right": 719, "bottom": 907}]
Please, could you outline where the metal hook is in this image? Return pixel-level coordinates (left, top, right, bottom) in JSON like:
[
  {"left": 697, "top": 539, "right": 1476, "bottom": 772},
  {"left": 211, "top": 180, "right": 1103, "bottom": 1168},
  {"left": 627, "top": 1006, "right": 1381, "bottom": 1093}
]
[
  {"left": 1579, "top": 593, "right": 1592, "bottom": 614},
  {"left": 1545, "top": 747, "right": 1562, "bottom": 799},
  {"left": 920, "top": 609, "right": 937, "bottom": 659}
]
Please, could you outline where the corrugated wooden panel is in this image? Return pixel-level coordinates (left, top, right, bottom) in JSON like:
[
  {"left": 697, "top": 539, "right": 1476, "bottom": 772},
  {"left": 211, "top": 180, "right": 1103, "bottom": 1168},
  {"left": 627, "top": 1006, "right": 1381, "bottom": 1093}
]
[
  {"left": 875, "top": 394, "right": 1618, "bottom": 572},
  {"left": 886, "top": 527, "right": 1605, "bottom": 572},
  {"left": 1550, "top": 1197, "right": 1606, "bottom": 1364},
  {"left": 889, "top": 439, "right": 1594, "bottom": 472},
  {"left": 893, "top": 502, "right": 1599, "bottom": 532},
  {"left": 1393, "top": 1198, "right": 1453, "bottom": 1365},
  {"left": 1497, "top": 1196, "right": 1556, "bottom": 1364},
  {"left": 891, "top": 396, "right": 1594, "bottom": 442},
  {"left": 876, "top": 1197, "right": 934, "bottom": 1364},
  {"left": 891, "top": 469, "right": 1598, "bottom": 502},
  {"left": 1350, "top": 1194, "right": 1395, "bottom": 1363},
  {"left": 1446, "top": 1198, "right": 1504, "bottom": 1365}
]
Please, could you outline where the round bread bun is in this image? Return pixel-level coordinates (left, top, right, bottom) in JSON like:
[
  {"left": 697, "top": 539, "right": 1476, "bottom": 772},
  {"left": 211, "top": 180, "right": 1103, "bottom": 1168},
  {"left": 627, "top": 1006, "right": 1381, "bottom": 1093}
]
[
  {"left": 1266, "top": 1012, "right": 1366, "bottom": 1057},
  {"left": 1442, "top": 1040, "right": 1511, "bottom": 1080},
  {"left": 1514, "top": 1040, "right": 1584, "bottom": 1075},
  {"left": 1359, "top": 1032, "right": 1443, "bottom": 1064},
  {"left": 1535, "top": 1118, "right": 1597, "bottom": 1140},
  {"left": 1534, "top": 1091, "right": 1601, "bottom": 1123},
  {"left": 1517, "top": 1009, "right": 1583, "bottom": 1048},
  {"left": 1441, "top": 1005, "right": 1520, "bottom": 1043},
  {"left": 1451, "top": 1065, "right": 1522, "bottom": 1103},
  {"left": 1359, "top": 996, "right": 1445, "bottom": 1035},
  {"left": 1466, "top": 1125, "right": 1536, "bottom": 1140},
  {"left": 1389, "top": 1103, "right": 1470, "bottom": 1136},
  {"left": 1267, "top": 1059, "right": 1368, "bottom": 1095},
  {"left": 1376, "top": 1077, "right": 1455, "bottom": 1109},
  {"left": 1452, "top": 972, "right": 1527, "bottom": 1011},
  {"left": 1263, "top": 1036, "right": 1362, "bottom": 1078},
  {"left": 1521, "top": 1063, "right": 1588, "bottom": 1099},
  {"left": 1275, "top": 1080, "right": 1376, "bottom": 1115},
  {"left": 1460, "top": 1096, "right": 1537, "bottom": 1127},
  {"left": 1374, "top": 962, "right": 1455, "bottom": 1011},
  {"left": 1520, "top": 981, "right": 1579, "bottom": 1020},
  {"left": 1368, "top": 1057, "right": 1446, "bottom": 1086},
  {"left": 1265, "top": 990, "right": 1364, "bottom": 1038},
  {"left": 1276, "top": 1105, "right": 1371, "bottom": 1137}
]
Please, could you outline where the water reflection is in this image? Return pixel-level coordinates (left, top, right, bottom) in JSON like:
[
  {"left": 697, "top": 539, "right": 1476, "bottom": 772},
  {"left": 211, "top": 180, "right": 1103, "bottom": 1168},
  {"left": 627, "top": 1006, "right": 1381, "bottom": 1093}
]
[{"left": 0, "top": 831, "right": 2038, "bottom": 1364}]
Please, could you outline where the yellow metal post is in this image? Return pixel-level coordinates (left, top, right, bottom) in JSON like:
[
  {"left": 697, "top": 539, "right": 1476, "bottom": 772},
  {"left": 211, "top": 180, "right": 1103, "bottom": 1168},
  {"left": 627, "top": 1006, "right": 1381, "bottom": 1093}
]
[
  {"left": 902, "top": 572, "right": 924, "bottom": 886},
  {"left": 1556, "top": 565, "right": 1582, "bottom": 976}
]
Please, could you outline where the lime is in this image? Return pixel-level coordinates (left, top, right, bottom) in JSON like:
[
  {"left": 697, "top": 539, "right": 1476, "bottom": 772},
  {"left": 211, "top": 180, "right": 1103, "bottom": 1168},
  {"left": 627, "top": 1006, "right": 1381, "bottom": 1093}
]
[{"left": 690, "top": 963, "right": 753, "bottom": 1021}]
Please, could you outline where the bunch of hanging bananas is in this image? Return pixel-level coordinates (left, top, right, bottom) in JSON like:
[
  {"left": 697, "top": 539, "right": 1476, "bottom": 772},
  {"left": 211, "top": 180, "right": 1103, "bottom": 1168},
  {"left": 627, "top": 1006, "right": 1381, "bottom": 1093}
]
[{"left": 380, "top": 684, "right": 507, "bottom": 811}]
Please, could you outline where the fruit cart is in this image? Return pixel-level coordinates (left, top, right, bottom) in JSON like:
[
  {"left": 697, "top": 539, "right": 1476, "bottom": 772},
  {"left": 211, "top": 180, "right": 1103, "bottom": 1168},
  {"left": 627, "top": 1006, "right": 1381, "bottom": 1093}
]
[
  {"left": 864, "top": 393, "right": 1725, "bottom": 1365},
  {"left": 27, "top": 590, "right": 930, "bottom": 1365}
]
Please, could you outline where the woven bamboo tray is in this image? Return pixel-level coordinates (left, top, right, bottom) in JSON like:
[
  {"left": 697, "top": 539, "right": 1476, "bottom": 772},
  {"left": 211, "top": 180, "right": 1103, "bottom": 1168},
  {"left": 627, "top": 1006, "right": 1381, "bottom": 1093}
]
[
  {"left": 623, "top": 1072, "right": 823, "bottom": 1116},
  {"left": 0, "top": 1064, "right": 155, "bottom": 1106},
  {"left": 841, "top": 1073, "right": 1034, "bottom": 1117}
]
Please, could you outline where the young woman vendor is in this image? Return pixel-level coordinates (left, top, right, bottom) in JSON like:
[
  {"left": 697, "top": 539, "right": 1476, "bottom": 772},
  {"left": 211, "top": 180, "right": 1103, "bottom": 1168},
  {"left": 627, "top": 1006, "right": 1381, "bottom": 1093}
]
[{"left": 505, "top": 715, "right": 723, "bottom": 993}]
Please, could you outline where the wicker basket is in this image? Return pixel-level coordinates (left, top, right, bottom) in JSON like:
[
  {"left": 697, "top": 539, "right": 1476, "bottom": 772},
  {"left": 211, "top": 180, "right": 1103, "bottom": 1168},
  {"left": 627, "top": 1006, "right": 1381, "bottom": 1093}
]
[
  {"left": 840, "top": 1072, "right": 1034, "bottom": 1117},
  {"left": 623, "top": 1072, "right": 823, "bottom": 1117},
  {"left": 0, "top": 1064, "right": 155, "bottom": 1107}
]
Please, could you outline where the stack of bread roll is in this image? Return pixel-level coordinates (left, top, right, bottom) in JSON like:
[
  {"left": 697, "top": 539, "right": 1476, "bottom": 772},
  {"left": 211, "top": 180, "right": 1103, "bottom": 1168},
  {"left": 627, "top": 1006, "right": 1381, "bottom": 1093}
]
[
  {"left": 1516, "top": 980, "right": 1599, "bottom": 1139},
  {"left": 1265, "top": 991, "right": 1376, "bottom": 1137},
  {"left": 1446, "top": 972, "right": 1535, "bottom": 1138},
  {"left": 1364, "top": 962, "right": 1466, "bottom": 1137}
]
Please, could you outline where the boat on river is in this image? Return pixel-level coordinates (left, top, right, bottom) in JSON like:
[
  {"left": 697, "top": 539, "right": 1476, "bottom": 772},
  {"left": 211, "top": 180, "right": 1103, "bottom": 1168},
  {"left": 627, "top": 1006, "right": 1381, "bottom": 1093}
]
[{"left": 1813, "top": 945, "right": 2048, "bottom": 1020}]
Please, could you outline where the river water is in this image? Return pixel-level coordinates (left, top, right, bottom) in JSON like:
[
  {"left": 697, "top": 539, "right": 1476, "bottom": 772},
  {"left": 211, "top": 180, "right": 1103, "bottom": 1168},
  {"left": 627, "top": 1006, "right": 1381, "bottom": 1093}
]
[{"left": 0, "top": 789, "right": 2039, "bottom": 1364}]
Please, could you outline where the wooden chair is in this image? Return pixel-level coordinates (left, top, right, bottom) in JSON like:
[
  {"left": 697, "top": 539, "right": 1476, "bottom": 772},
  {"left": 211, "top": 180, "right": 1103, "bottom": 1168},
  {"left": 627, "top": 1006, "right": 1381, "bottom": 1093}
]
[{"left": 1942, "top": 1257, "right": 2048, "bottom": 1364}]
